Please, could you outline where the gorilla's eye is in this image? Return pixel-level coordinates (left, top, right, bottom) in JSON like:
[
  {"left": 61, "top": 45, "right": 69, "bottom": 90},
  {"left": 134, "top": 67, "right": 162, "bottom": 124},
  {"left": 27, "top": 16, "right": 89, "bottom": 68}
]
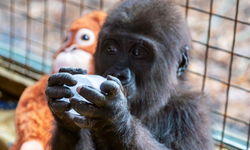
[
  {"left": 81, "top": 34, "right": 90, "bottom": 40},
  {"left": 132, "top": 48, "right": 146, "bottom": 58},
  {"left": 106, "top": 44, "right": 117, "bottom": 53},
  {"left": 133, "top": 49, "right": 140, "bottom": 56},
  {"left": 103, "top": 40, "right": 119, "bottom": 54}
]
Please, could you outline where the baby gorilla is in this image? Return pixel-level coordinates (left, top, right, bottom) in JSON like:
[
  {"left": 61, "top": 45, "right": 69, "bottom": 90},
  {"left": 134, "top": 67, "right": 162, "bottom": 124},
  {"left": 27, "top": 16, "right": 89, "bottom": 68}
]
[{"left": 45, "top": 0, "right": 213, "bottom": 149}]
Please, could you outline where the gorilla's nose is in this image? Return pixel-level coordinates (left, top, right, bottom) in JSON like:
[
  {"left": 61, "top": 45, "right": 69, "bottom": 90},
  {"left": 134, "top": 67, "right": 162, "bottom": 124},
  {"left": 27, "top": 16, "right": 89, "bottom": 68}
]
[{"left": 106, "top": 67, "right": 132, "bottom": 85}]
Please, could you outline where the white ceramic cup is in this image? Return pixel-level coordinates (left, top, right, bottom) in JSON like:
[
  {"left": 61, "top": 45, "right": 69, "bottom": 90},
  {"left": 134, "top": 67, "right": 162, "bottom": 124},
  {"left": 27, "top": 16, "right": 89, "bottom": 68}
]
[{"left": 61, "top": 74, "right": 106, "bottom": 114}]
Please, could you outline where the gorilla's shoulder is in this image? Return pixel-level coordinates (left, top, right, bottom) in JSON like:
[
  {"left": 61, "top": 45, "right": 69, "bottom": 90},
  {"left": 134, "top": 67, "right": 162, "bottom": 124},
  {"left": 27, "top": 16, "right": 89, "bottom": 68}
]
[{"left": 164, "top": 91, "right": 209, "bottom": 113}]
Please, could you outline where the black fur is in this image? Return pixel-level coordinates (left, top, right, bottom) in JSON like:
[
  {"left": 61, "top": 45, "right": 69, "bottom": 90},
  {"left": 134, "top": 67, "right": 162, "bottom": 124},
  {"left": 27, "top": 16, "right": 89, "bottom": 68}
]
[{"left": 47, "top": 0, "right": 213, "bottom": 149}]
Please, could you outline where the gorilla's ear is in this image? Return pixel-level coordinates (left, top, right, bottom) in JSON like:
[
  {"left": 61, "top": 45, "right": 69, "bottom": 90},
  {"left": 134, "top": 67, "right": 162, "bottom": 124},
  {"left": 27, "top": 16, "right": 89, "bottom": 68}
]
[{"left": 177, "top": 46, "right": 189, "bottom": 76}]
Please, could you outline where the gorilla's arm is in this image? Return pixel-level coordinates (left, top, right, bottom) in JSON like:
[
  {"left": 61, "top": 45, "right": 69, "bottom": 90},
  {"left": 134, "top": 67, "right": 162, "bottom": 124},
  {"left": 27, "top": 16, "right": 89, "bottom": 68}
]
[
  {"left": 90, "top": 93, "right": 212, "bottom": 150},
  {"left": 73, "top": 86, "right": 211, "bottom": 150},
  {"left": 70, "top": 75, "right": 168, "bottom": 150},
  {"left": 91, "top": 114, "right": 168, "bottom": 150},
  {"left": 51, "top": 122, "right": 86, "bottom": 150},
  {"left": 151, "top": 93, "right": 212, "bottom": 150},
  {"left": 94, "top": 117, "right": 167, "bottom": 150},
  {"left": 45, "top": 68, "right": 95, "bottom": 150},
  {"left": 50, "top": 113, "right": 95, "bottom": 150}
]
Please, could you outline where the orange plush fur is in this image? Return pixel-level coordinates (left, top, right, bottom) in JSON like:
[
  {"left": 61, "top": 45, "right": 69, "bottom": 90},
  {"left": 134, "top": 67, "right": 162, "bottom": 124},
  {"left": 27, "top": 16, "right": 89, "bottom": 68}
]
[{"left": 11, "top": 11, "right": 106, "bottom": 150}]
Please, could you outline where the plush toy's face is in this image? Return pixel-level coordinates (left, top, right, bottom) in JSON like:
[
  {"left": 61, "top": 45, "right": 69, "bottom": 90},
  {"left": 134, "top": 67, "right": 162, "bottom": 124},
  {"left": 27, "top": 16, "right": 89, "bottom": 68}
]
[
  {"left": 52, "top": 12, "right": 106, "bottom": 74},
  {"left": 53, "top": 28, "right": 94, "bottom": 74}
]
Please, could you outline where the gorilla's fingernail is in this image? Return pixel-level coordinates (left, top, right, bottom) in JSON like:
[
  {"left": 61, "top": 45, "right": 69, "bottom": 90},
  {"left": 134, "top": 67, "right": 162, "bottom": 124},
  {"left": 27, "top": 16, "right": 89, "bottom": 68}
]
[
  {"left": 72, "top": 77, "right": 77, "bottom": 85},
  {"left": 69, "top": 97, "right": 73, "bottom": 102},
  {"left": 77, "top": 86, "right": 81, "bottom": 93},
  {"left": 107, "top": 75, "right": 113, "bottom": 80}
]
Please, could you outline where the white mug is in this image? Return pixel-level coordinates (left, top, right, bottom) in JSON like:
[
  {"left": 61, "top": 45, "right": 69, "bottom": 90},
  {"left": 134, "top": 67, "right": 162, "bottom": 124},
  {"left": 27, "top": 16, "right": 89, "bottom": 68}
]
[{"left": 61, "top": 74, "right": 106, "bottom": 114}]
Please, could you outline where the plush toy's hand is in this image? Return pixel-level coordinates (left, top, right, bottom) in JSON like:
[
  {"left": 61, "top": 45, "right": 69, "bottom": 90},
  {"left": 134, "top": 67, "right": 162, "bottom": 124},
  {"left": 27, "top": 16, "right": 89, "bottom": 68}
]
[
  {"left": 20, "top": 140, "right": 44, "bottom": 150},
  {"left": 45, "top": 67, "right": 87, "bottom": 132},
  {"left": 70, "top": 75, "right": 131, "bottom": 131}
]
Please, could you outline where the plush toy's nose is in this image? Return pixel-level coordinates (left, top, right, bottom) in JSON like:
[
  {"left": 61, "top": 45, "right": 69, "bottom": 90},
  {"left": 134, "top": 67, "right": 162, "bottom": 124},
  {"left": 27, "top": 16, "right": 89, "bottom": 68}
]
[{"left": 64, "top": 44, "right": 78, "bottom": 52}]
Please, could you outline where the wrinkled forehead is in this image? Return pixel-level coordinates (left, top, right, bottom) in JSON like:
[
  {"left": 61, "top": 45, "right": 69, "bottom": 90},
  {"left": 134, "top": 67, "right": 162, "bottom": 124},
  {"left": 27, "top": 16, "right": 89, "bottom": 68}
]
[
  {"left": 102, "top": 32, "right": 155, "bottom": 45},
  {"left": 103, "top": 33, "right": 137, "bottom": 42}
]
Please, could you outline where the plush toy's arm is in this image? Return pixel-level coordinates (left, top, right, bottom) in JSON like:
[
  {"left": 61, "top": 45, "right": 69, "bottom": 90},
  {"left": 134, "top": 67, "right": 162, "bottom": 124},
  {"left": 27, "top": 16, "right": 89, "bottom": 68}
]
[{"left": 10, "top": 76, "right": 54, "bottom": 150}]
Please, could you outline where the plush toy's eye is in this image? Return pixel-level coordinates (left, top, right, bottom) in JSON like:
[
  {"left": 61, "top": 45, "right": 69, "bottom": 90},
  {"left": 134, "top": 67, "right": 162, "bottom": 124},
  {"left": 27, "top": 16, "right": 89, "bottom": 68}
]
[
  {"left": 82, "top": 34, "right": 89, "bottom": 40},
  {"left": 75, "top": 28, "right": 95, "bottom": 47},
  {"left": 62, "top": 32, "right": 72, "bottom": 47}
]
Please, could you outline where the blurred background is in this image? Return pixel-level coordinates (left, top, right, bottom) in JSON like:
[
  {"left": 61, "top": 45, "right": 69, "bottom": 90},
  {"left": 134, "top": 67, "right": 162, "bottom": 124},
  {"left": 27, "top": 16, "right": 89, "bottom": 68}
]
[{"left": 0, "top": 0, "right": 249, "bottom": 149}]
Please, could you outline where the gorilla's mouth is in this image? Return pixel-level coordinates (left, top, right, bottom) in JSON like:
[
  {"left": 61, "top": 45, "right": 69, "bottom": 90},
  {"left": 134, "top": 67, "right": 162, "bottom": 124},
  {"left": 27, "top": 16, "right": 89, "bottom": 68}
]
[
  {"left": 102, "top": 67, "right": 134, "bottom": 86},
  {"left": 122, "top": 74, "right": 135, "bottom": 87},
  {"left": 104, "top": 73, "right": 134, "bottom": 87},
  {"left": 103, "top": 72, "right": 135, "bottom": 87},
  {"left": 123, "top": 78, "right": 137, "bottom": 102}
]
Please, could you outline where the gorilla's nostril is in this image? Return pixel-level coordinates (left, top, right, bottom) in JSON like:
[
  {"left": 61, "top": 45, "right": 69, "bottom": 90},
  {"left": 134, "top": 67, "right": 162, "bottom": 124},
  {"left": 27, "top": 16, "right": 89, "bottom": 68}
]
[
  {"left": 118, "top": 76, "right": 127, "bottom": 81},
  {"left": 117, "top": 75, "right": 130, "bottom": 85}
]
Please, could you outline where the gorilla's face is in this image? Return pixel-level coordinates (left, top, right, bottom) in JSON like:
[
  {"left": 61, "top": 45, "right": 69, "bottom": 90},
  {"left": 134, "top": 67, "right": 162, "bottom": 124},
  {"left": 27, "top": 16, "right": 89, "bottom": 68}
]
[{"left": 94, "top": 33, "right": 155, "bottom": 102}]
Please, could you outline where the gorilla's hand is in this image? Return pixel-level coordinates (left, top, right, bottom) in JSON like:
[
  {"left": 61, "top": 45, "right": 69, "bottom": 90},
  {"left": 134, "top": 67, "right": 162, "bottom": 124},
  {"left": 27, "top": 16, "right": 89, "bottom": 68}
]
[
  {"left": 45, "top": 67, "right": 87, "bottom": 132},
  {"left": 71, "top": 75, "right": 131, "bottom": 131}
]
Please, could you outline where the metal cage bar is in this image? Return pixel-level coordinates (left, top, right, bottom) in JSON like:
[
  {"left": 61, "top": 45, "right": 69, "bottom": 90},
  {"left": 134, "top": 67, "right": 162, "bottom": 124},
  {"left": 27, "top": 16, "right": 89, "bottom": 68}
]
[{"left": 220, "top": 1, "right": 239, "bottom": 149}]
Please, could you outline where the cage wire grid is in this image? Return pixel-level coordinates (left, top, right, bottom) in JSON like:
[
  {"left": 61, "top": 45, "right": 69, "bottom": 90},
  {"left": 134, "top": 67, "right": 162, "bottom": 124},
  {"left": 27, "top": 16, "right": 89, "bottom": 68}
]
[
  {"left": 0, "top": 0, "right": 249, "bottom": 149},
  {"left": 182, "top": 0, "right": 250, "bottom": 149}
]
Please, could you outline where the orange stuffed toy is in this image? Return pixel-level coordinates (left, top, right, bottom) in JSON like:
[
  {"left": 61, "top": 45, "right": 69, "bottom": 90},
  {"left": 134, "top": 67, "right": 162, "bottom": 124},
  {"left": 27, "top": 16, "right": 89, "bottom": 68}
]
[{"left": 10, "top": 11, "right": 106, "bottom": 150}]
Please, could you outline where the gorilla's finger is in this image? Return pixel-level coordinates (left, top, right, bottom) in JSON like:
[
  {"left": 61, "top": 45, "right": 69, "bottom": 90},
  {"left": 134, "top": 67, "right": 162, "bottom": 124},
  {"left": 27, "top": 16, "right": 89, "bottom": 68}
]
[
  {"left": 77, "top": 85, "right": 105, "bottom": 106},
  {"left": 49, "top": 100, "right": 71, "bottom": 117},
  {"left": 107, "top": 75, "right": 124, "bottom": 91},
  {"left": 107, "top": 75, "right": 123, "bottom": 87},
  {"left": 73, "top": 116, "right": 98, "bottom": 130},
  {"left": 48, "top": 73, "right": 77, "bottom": 86},
  {"left": 100, "top": 80, "right": 121, "bottom": 97},
  {"left": 59, "top": 67, "right": 87, "bottom": 75},
  {"left": 46, "top": 86, "right": 73, "bottom": 99},
  {"left": 70, "top": 98, "right": 102, "bottom": 117}
]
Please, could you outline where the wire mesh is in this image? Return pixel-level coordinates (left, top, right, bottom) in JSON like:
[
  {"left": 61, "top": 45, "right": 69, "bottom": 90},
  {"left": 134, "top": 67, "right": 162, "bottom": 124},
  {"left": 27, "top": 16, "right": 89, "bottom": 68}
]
[
  {"left": 0, "top": 0, "right": 249, "bottom": 149},
  {"left": 180, "top": 0, "right": 250, "bottom": 149}
]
